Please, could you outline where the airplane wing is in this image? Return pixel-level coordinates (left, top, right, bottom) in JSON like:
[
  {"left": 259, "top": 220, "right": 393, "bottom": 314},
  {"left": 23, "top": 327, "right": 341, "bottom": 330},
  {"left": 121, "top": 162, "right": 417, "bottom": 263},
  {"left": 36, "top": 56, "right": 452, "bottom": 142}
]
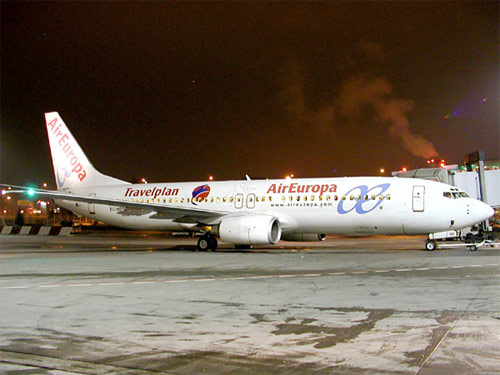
[{"left": 1, "top": 185, "right": 227, "bottom": 224}]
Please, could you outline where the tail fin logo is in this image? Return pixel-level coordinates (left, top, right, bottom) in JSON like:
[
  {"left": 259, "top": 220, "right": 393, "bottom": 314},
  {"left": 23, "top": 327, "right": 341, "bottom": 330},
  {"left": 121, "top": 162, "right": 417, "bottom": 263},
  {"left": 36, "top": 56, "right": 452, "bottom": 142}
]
[
  {"left": 56, "top": 165, "right": 72, "bottom": 188},
  {"left": 192, "top": 184, "right": 210, "bottom": 205},
  {"left": 47, "top": 118, "right": 87, "bottom": 183}
]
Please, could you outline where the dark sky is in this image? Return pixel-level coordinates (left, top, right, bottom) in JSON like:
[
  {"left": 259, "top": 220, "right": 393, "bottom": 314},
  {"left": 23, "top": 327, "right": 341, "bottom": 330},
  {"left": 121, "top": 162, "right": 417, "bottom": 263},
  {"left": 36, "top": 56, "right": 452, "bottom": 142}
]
[{"left": 1, "top": 2, "right": 498, "bottom": 187}]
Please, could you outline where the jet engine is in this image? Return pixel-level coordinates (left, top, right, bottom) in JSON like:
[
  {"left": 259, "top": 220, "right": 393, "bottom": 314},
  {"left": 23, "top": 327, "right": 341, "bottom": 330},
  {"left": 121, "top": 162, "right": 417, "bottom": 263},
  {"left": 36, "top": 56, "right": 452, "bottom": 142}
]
[
  {"left": 281, "top": 233, "right": 326, "bottom": 242},
  {"left": 218, "top": 215, "right": 281, "bottom": 245}
]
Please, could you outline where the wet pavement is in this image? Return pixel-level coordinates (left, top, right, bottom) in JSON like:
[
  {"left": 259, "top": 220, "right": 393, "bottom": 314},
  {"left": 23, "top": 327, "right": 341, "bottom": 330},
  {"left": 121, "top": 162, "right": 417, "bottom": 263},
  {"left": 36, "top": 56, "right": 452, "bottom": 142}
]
[{"left": 1, "top": 235, "right": 499, "bottom": 374}]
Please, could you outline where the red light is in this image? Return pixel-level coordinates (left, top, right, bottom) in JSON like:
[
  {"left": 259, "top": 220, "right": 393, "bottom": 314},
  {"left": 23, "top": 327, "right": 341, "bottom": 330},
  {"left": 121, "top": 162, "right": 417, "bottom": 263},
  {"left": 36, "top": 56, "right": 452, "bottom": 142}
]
[
  {"left": 402, "top": 167, "right": 408, "bottom": 172},
  {"left": 426, "top": 160, "right": 431, "bottom": 164},
  {"left": 430, "top": 159, "right": 435, "bottom": 163}
]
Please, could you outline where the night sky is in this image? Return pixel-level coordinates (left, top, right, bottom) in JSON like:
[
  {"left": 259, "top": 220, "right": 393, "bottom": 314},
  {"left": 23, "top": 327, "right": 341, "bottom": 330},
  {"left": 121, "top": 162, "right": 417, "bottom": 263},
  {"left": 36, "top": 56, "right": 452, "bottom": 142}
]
[{"left": 1, "top": 2, "right": 498, "bottom": 187}]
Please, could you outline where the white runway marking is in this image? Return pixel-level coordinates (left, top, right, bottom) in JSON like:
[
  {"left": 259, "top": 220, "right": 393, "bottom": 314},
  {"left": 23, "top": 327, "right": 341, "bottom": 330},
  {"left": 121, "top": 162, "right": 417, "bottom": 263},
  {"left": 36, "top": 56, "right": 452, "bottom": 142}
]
[
  {"left": 1, "top": 264, "right": 498, "bottom": 291},
  {"left": 68, "top": 283, "right": 92, "bottom": 287}
]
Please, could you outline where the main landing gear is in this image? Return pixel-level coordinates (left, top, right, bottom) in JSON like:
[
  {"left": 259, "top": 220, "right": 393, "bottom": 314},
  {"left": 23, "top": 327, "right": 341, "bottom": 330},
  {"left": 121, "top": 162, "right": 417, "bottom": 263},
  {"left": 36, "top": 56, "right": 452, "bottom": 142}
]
[{"left": 197, "top": 234, "right": 218, "bottom": 251}]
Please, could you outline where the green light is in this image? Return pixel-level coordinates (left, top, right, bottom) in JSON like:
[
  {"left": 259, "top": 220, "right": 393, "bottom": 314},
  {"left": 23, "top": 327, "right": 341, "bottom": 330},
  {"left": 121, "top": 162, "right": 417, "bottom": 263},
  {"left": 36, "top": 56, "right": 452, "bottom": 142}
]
[{"left": 27, "top": 189, "right": 35, "bottom": 196}]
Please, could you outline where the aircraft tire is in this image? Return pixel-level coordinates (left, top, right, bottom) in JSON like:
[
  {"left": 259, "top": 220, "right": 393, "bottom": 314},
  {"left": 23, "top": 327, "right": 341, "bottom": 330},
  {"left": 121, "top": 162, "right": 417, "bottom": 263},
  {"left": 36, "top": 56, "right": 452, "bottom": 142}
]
[
  {"left": 197, "top": 236, "right": 210, "bottom": 251},
  {"left": 208, "top": 237, "right": 218, "bottom": 251},
  {"left": 469, "top": 245, "right": 478, "bottom": 251},
  {"left": 425, "top": 240, "right": 437, "bottom": 251}
]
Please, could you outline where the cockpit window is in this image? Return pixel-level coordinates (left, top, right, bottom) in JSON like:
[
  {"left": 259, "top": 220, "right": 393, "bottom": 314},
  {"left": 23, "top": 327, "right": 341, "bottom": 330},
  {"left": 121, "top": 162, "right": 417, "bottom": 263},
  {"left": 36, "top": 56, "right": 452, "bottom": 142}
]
[{"left": 444, "top": 191, "right": 469, "bottom": 199}]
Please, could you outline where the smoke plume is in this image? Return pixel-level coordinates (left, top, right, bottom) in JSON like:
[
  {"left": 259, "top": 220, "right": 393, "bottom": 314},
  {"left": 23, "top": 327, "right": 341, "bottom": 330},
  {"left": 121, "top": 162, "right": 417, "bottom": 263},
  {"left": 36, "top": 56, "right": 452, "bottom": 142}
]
[
  {"left": 337, "top": 75, "right": 438, "bottom": 158},
  {"left": 279, "top": 64, "right": 439, "bottom": 159}
]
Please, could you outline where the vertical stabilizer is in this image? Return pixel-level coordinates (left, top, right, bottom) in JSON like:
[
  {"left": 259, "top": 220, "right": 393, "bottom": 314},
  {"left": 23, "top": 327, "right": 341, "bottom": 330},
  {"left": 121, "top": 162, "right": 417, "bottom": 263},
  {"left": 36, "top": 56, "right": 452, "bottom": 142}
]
[{"left": 45, "top": 112, "right": 128, "bottom": 190}]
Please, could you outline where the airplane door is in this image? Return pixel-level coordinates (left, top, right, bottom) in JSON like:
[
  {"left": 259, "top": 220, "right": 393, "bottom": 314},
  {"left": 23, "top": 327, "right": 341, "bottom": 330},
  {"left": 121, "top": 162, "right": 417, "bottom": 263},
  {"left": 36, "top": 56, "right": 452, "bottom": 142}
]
[
  {"left": 412, "top": 186, "right": 425, "bottom": 212},
  {"left": 235, "top": 193, "right": 243, "bottom": 209},
  {"left": 88, "top": 193, "right": 96, "bottom": 215},
  {"left": 246, "top": 193, "right": 255, "bottom": 209}
]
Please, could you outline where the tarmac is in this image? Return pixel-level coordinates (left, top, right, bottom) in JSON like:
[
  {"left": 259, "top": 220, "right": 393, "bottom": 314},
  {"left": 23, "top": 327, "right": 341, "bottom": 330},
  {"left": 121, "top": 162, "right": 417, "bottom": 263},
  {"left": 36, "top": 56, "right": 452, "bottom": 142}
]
[{"left": 0, "top": 234, "right": 499, "bottom": 374}]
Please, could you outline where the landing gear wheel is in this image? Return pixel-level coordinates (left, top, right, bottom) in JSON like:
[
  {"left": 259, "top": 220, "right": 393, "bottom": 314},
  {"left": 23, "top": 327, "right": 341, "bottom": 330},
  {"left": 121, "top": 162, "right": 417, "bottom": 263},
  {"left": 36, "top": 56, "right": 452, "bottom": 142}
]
[
  {"left": 197, "top": 237, "right": 210, "bottom": 251},
  {"left": 208, "top": 236, "right": 218, "bottom": 251},
  {"left": 425, "top": 240, "right": 437, "bottom": 251},
  {"left": 469, "top": 245, "right": 478, "bottom": 251},
  {"left": 197, "top": 235, "right": 218, "bottom": 251}
]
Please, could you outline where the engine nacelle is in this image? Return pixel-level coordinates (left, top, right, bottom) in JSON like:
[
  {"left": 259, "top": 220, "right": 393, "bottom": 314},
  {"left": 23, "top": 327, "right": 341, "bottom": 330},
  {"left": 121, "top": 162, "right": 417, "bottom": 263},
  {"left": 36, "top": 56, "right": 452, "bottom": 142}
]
[
  {"left": 218, "top": 215, "right": 281, "bottom": 245},
  {"left": 281, "top": 233, "right": 326, "bottom": 242}
]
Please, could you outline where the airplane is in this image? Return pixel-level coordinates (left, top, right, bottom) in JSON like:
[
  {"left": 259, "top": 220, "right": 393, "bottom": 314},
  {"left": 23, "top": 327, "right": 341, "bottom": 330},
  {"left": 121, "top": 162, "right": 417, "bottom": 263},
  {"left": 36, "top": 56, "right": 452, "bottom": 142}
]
[{"left": 2, "top": 112, "right": 494, "bottom": 251}]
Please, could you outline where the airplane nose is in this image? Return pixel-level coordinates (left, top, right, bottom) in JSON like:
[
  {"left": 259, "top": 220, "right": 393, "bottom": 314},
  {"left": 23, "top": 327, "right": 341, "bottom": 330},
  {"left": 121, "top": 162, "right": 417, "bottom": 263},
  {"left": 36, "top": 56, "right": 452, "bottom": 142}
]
[{"left": 475, "top": 201, "right": 494, "bottom": 222}]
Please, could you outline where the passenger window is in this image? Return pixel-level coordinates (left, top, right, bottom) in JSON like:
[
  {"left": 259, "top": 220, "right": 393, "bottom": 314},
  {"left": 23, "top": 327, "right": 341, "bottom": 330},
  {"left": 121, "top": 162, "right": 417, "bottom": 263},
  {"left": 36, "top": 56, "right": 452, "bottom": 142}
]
[
  {"left": 297, "top": 196, "right": 301, "bottom": 201},
  {"left": 181, "top": 198, "right": 184, "bottom": 203},
  {"left": 169, "top": 198, "right": 173, "bottom": 203},
  {"left": 230, "top": 197, "right": 234, "bottom": 203},
  {"left": 386, "top": 195, "right": 391, "bottom": 200},
  {"left": 268, "top": 196, "right": 272, "bottom": 202},
  {"left": 304, "top": 196, "right": 307, "bottom": 201},
  {"left": 216, "top": 197, "right": 221, "bottom": 203},
  {"left": 319, "top": 195, "right": 323, "bottom": 201},
  {"left": 371, "top": 195, "right": 376, "bottom": 200},
  {"left": 453, "top": 192, "right": 460, "bottom": 199},
  {"left": 326, "top": 195, "right": 331, "bottom": 201},
  {"left": 311, "top": 196, "right": 315, "bottom": 201},
  {"left": 379, "top": 195, "right": 384, "bottom": 200},
  {"left": 223, "top": 197, "right": 227, "bottom": 203},
  {"left": 282, "top": 196, "right": 286, "bottom": 202},
  {"left": 261, "top": 196, "right": 265, "bottom": 202},
  {"left": 289, "top": 196, "right": 293, "bottom": 201},
  {"left": 187, "top": 198, "right": 190, "bottom": 203}
]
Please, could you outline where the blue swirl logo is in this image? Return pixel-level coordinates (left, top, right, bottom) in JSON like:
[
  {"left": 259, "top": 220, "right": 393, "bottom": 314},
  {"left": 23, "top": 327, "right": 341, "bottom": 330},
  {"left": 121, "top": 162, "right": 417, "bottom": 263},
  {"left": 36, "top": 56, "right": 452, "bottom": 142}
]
[
  {"left": 337, "top": 183, "right": 390, "bottom": 214},
  {"left": 56, "top": 165, "right": 72, "bottom": 188}
]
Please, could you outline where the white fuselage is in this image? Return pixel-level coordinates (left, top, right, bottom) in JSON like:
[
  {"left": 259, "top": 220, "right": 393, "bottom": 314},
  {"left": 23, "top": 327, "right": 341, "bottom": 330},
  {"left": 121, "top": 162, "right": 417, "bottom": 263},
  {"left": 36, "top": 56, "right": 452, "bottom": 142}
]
[{"left": 56, "top": 176, "right": 491, "bottom": 235}]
